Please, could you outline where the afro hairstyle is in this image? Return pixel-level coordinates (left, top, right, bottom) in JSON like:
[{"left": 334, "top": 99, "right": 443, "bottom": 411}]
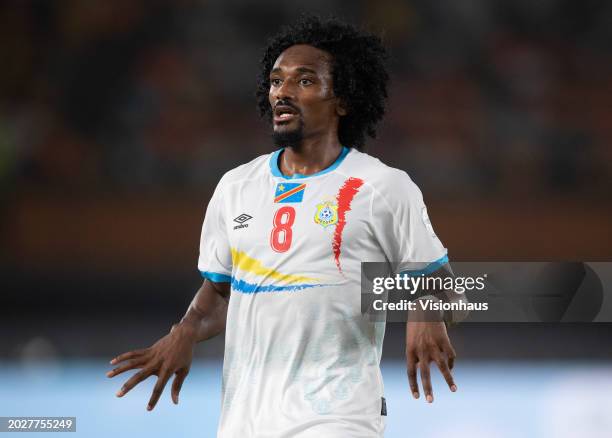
[{"left": 256, "top": 15, "right": 389, "bottom": 150}]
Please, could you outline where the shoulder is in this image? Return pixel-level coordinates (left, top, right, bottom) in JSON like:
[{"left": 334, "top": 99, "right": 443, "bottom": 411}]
[
  {"left": 216, "top": 152, "right": 272, "bottom": 189},
  {"left": 343, "top": 149, "right": 423, "bottom": 205}
]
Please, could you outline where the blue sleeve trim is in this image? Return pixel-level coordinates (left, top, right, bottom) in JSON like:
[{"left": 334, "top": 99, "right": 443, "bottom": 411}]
[
  {"left": 200, "top": 271, "right": 231, "bottom": 283},
  {"left": 399, "top": 254, "right": 449, "bottom": 277}
]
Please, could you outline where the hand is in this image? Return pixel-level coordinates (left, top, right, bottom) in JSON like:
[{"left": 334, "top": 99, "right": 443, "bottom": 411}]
[
  {"left": 406, "top": 321, "right": 457, "bottom": 403},
  {"left": 107, "top": 323, "right": 196, "bottom": 411}
]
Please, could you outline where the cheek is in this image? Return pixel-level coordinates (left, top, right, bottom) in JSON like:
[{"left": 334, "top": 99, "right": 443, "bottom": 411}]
[
  {"left": 297, "top": 83, "right": 337, "bottom": 122},
  {"left": 303, "top": 99, "right": 335, "bottom": 122},
  {"left": 302, "top": 100, "right": 328, "bottom": 120}
]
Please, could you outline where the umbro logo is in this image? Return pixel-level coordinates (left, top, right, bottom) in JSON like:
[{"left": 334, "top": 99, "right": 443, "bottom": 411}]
[
  {"left": 233, "top": 213, "right": 252, "bottom": 230},
  {"left": 234, "top": 213, "right": 252, "bottom": 224}
]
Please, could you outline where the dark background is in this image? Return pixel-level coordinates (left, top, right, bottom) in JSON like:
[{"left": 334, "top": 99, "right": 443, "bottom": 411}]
[{"left": 1, "top": 0, "right": 611, "bottom": 364}]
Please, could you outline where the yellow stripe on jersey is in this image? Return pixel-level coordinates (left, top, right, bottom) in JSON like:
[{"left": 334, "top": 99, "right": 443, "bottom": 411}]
[{"left": 231, "top": 248, "right": 319, "bottom": 284}]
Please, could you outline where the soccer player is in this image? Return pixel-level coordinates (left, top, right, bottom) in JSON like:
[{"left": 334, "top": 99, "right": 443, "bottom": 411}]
[{"left": 108, "top": 16, "right": 457, "bottom": 437}]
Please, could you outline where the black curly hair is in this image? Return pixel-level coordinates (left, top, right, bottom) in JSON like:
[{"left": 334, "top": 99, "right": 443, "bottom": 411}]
[{"left": 256, "top": 15, "right": 389, "bottom": 150}]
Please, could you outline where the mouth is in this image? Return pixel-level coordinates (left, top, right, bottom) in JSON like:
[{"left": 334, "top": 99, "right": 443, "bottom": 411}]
[{"left": 273, "top": 105, "right": 299, "bottom": 124}]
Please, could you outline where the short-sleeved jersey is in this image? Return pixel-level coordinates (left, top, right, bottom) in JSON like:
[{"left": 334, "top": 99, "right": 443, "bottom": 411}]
[{"left": 198, "top": 147, "right": 447, "bottom": 438}]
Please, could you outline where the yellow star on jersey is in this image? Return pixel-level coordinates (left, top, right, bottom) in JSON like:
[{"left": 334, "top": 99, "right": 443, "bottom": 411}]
[{"left": 278, "top": 184, "right": 285, "bottom": 192}]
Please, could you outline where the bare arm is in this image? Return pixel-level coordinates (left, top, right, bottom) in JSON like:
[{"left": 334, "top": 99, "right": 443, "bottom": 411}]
[
  {"left": 405, "top": 265, "right": 463, "bottom": 403},
  {"left": 177, "top": 279, "right": 231, "bottom": 342},
  {"left": 107, "top": 279, "right": 230, "bottom": 410}
]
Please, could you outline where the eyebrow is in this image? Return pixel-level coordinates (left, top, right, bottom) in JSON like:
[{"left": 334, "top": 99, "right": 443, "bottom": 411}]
[{"left": 270, "top": 66, "right": 318, "bottom": 75}]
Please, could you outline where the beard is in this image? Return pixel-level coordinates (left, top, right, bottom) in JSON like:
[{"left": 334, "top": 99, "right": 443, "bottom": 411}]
[{"left": 272, "top": 120, "right": 304, "bottom": 151}]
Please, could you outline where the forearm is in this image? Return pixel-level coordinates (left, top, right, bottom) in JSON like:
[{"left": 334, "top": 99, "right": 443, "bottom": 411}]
[
  {"left": 173, "top": 279, "right": 230, "bottom": 343},
  {"left": 411, "top": 265, "right": 470, "bottom": 324}
]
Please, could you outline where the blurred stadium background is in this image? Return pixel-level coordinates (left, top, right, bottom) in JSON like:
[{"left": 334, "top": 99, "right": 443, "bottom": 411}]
[{"left": 1, "top": 1, "right": 611, "bottom": 437}]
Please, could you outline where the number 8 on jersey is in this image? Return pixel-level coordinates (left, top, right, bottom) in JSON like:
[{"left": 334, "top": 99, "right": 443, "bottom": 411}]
[{"left": 270, "top": 206, "right": 296, "bottom": 252}]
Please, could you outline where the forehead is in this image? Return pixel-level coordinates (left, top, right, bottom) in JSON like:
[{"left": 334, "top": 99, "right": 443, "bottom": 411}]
[{"left": 272, "top": 44, "right": 333, "bottom": 74}]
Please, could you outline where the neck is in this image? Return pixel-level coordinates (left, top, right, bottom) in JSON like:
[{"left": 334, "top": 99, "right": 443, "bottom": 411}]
[{"left": 279, "top": 134, "right": 343, "bottom": 177}]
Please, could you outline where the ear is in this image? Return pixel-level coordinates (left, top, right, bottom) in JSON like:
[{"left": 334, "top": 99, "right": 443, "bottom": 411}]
[{"left": 336, "top": 98, "right": 347, "bottom": 116}]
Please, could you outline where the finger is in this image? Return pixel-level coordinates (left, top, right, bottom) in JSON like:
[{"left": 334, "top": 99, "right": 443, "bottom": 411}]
[
  {"left": 442, "top": 342, "right": 457, "bottom": 370},
  {"left": 419, "top": 360, "right": 433, "bottom": 403},
  {"left": 171, "top": 370, "right": 189, "bottom": 405},
  {"left": 107, "top": 359, "right": 146, "bottom": 378},
  {"left": 433, "top": 351, "right": 457, "bottom": 392},
  {"left": 116, "top": 368, "right": 153, "bottom": 397},
  {"left": 110, "top": 349, "right": 148, "bottom": 365},
  {"left": 406, "top": 351, "right": 419, "bottom": 399},
  {"left": 147, "top": 371, "right": 172, "bottom": 411}
]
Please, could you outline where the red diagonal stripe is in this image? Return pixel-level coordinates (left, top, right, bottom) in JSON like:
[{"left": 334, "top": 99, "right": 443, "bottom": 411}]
[{"left": 332, "top": 177, "right": 364, "bottom": 274}]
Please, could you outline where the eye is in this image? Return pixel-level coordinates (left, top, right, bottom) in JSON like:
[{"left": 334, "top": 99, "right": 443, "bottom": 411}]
[
  {"left": 299, "top": 78, "right": 313, "bottom": 86},
  {"left": 270, "top": 78, "right": 282, "bottom": 87}
]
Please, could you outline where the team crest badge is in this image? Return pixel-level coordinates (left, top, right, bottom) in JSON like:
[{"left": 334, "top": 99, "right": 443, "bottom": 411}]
[{"left": 314, "top": 201, "right": 338, "bottom": 228}]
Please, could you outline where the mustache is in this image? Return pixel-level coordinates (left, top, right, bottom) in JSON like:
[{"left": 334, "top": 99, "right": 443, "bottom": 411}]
[{"left": 273, "top": 99, "right": 300, "bottom": 114}]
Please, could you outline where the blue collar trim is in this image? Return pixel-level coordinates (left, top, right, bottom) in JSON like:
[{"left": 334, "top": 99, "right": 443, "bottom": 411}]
[{"left": 269, "top": 146, "right": 350, "bottom": 179}]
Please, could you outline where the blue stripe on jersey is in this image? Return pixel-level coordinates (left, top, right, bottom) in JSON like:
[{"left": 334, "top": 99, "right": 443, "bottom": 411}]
[
  {"left": 200, "top": 271, "right": 232, "bottom": 282},
  {"left": 231, "top": 278, "right": 329, "bottom": 294},
  {"left": 399, "top": 254, "right": 449, "bottom": 277},
  {"left": 270, "top": 146, "right": 350, "bottom": 179}
]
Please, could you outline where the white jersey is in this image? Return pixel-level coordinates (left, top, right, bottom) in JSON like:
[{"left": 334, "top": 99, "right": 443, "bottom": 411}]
[{"left": 198, "top": 147, "right": 447, "bottom": 438}]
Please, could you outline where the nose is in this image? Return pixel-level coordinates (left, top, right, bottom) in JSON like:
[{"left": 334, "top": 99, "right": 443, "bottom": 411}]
[{"left": 272, "top": 79, "right": 295, "bottom": 102}]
